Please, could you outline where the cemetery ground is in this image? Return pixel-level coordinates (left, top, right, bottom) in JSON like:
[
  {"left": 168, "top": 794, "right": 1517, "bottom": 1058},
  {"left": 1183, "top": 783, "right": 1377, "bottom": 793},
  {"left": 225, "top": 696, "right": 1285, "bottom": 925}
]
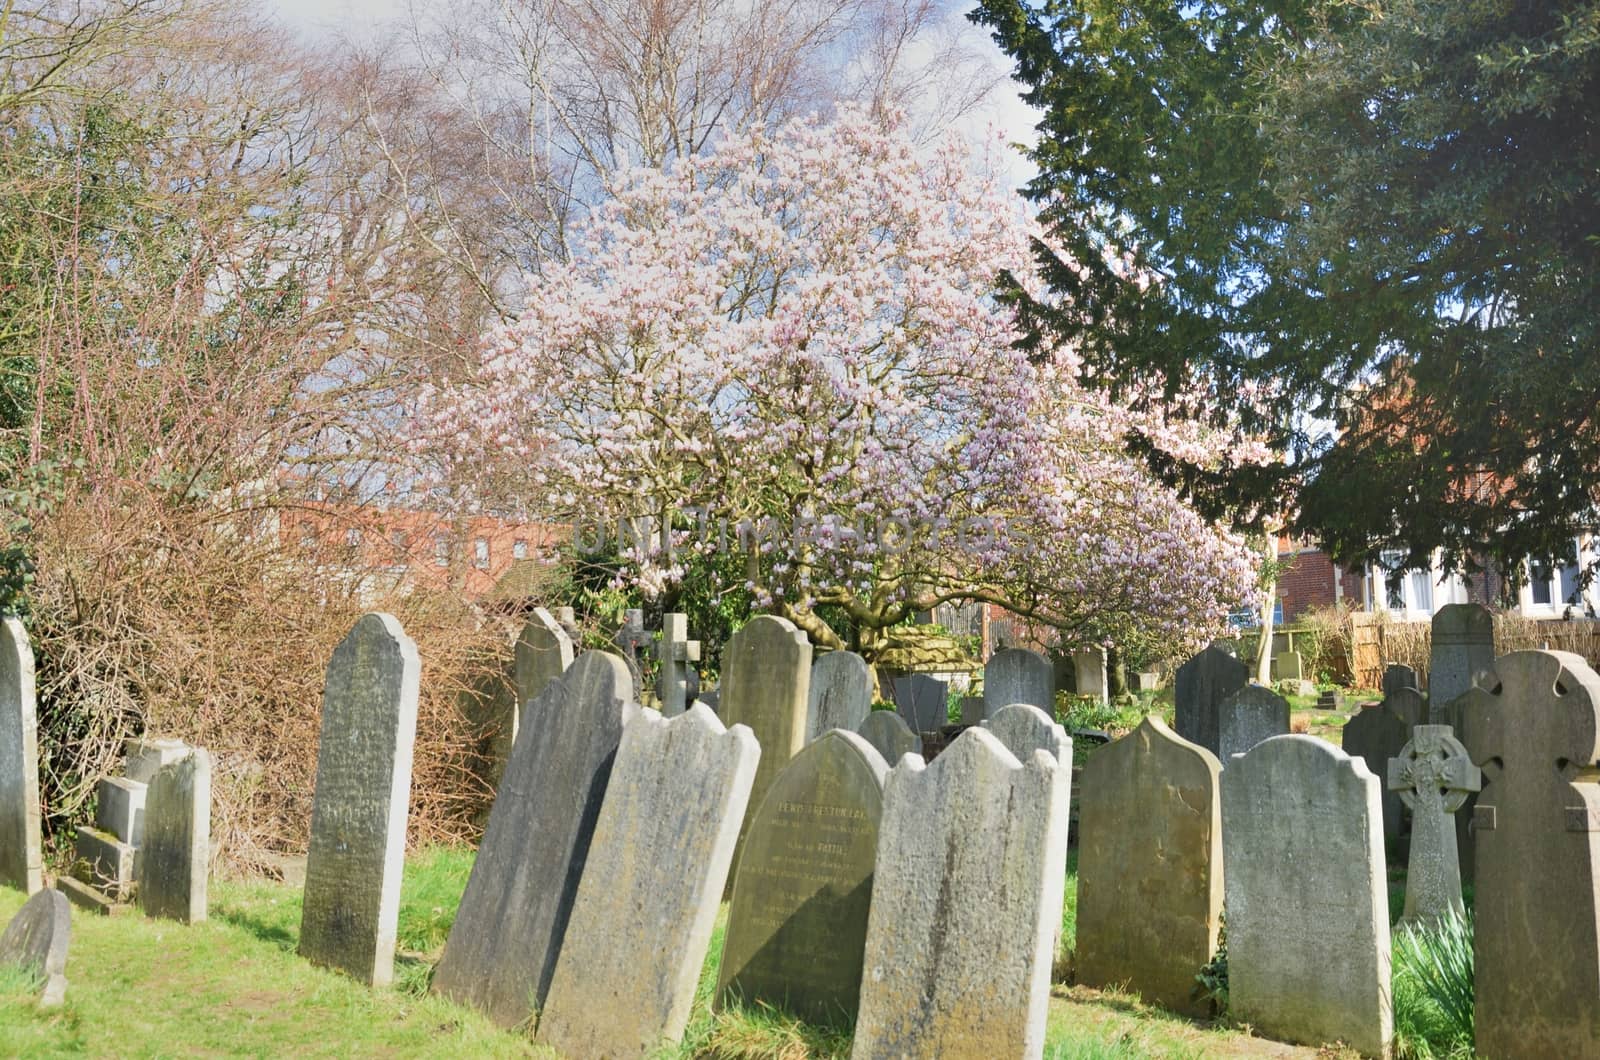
[{"left": 1, "top": 839, "right": 1465, "bottom": 1059}]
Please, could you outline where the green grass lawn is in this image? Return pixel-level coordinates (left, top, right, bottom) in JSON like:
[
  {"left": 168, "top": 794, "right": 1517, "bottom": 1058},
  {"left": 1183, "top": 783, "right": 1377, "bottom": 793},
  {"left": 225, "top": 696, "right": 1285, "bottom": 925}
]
[{"left": 0, "top": 848, "right": 1346, "bottom": 1059}]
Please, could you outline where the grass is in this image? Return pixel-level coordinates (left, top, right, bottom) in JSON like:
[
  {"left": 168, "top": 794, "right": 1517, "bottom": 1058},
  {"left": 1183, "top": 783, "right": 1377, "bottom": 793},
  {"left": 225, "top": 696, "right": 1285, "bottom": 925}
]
[{"left": 1390, "top": 911, "right": 1474, "bottom": 1060}]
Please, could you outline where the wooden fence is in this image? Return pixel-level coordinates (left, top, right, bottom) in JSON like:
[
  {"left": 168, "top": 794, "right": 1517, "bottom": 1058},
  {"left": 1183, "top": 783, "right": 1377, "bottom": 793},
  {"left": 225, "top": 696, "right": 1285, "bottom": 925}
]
[{"left": 1345, "top": 612, "right": 1600, "bottom": 691}]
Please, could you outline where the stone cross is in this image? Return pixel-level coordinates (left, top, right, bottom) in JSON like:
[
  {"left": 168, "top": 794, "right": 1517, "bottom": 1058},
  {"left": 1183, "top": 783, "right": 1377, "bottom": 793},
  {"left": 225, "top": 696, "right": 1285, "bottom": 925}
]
[
  {"left": 615, "top": 608, "right": 651, "bottom": 699},
  {"left": 655, "top": 612, "right": 701, "bottom": 717},
  {"left": 1387, "top": 724, "right": 1479, "bottom": 925}
]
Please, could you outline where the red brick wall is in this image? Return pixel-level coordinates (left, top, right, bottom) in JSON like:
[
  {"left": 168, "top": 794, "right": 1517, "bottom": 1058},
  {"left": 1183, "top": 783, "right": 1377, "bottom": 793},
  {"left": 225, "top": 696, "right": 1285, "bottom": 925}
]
[{"left": 1276, "top": 548, "right": 1364, "bottom": 623}]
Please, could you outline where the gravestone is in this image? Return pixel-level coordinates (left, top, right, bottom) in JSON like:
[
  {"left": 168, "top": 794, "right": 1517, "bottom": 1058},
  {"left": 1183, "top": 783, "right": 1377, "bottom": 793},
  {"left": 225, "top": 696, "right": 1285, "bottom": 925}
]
[
  {"left": 852, "top": 728, "right": 1068, "bottom": 1059},
  {"left": 1381, "top": 663, "right": 1419, "bottom": 698},
  {"left": 1076, "top": 717, "right": 1222, "bottom": 1017},
  {"left": 1271, "top": 650, "right": 1306, "bottom": 683},
  {"left": 0, "top": 888, "right": 69, "bottom": 1006},
  {"left": 1175, "top": 645, "right": 1248, "bottom": 756},
  {"left": 984, "top": 703, "right": 1071, "bottom": 767},
  {"left": 433, "top": 651, "right": 637, "bottom": 1027},
  {"left": 1385, "top": 686, "right": 1428, "bottom": 730},
  {"left": 614, "top": 608, "right": 650, "bottom": 699},
  {"left": 539, "top": 705, "right": 758, "bottom": 1057},
  {"left": 656, "top": 612, "right": 702, "bottom": 717},
  {"left": 1388, "top": 725, "right": 1478, "bottom": 925},
  {"left": 721, "top": 617, "right": 812, "bottom": 878},
  {"left": 514, "top": 606, "right": 574, "bottom": 720},
  {"left": 892, "top": 673, "right": 948, "bottom": 733},
  {"left": 807, "top": 651, "right": 873, "bottom": 741},
  {"left": 0, "top": 617, "right": 42, "bottom": 894},
  {"left": 1217, "top": 685, "right": 1290, "bottom": 762},
  {"left": 1073, "top": 647, "right": 1109, "bottom": 705},
  {"left": 718, "top": 730, "right": 886, "bottom": 1024},
  {"left": 1132, "top": 671, "right": 1163, "bottom": 693},
  {"left": 299, "top": 613, "right": 420, "bottom": 988},
  {"left": 857, "top": 710, "right": 921, "bottom": 765},
  {"left": 985, "top": 648, "right": 1054, "bottom": 714},
  {"left": 698, "top": 689, "right": 720, "bottom": 712},
  {"left": 1429, "top": 604, "right": 1493, "bottom": 709},
  {"left": 1460, "top": 650, "right": 1600, "bottom": 1057},
  {"left": 958, "top": 696, "right": 987, "bottom": 725},
  {"left": 1342, "top": 700, "right": 1413, "bottom": 855},
  {"left": 136, "top": 750, "right": 211, "bottom": 924},
  {"left": 1221, "top": 735, "right": 1391, "bottom": 1057}
]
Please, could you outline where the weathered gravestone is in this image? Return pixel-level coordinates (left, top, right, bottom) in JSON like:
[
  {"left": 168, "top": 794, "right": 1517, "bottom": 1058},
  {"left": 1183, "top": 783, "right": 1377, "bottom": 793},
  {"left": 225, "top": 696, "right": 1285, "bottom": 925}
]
[
  {"left": 0, "top": 617, "right": 42, "bottom": 894},
  {"left": 614, "top": 608, "right": 650, "bottom": 699},
  {"left": 852, "top": 728, "right": 1068, "bottom": 1060},
  {"left": 985, "top": 648, "right": 1054, "bottom": 715},
  {"left": 1175, "top": 645, "right": 1248, "bottom": 757},
  {"left": 892, "top": 673, "right": 948, "bottom": 734},
  {"left": 433, "top": 651, "right": 637, "bottom": 1026},
  {"left": 1073, "top": 647, "right": 1109, "bottom": 705},
  {"left": 1076, "top": 717, "right": 1222, "bottom": 1017},
  {"left": 807, "top": 651, "right": 873, "bottom": 742},
  {"left": 1341, "top": 700, "right": 1413, "bottom": 856},
  {"left": 857, "top": 710, "right": 921, "bottom": 765},
  {"left": 722, "top": 616, "right": 812, "bottom": 878},
  {"left": 539, "top": 705, "right": 758, "bottom": 1057},
  {"left": 0, "top": 888, "right": 69, "bottom": 1006},
  {"left": 958, "top": 696, "right": 988, "bottom": 726},
  {"left": 1384, "top": 686, "right": 1428, "bottom": 730},
  {"left": 718, "top": 730, "right": 886, "bottom": 1024},
  {"left": 1388, "top": 724, "right": 1478, "bottom": 925},
  {"left": 1221, "top": 735, "right": 1391, "bottom": 1057},
  {"left": 1381, "top": 663, "right": 1419, "bottom": 699},
  {"left": 136, "top": 750, "right": 211, "bottom": 924},
  {"left": 984, "top": 703, "right": 1071, "bottom": 767},
  {"left": 299, "top": 613, "right": 419, "bottom": 987},
  {"left": 1429, "top": 604, "right": 1494, "bottom": 711},
  {"left": 1270, "top": 649, "right": 1305, "bottom": 683},
  {"left": 514, "top": 607, "right": 574, "bottom": 724},
  {"left": 655, "top": 612, "right": 701, "bottom": 718},
  {"left": 1217, "top": 684, "right": 1290, "bottom": 762},
  {"left": 1460, "top": 650, "right": 1600, "bottom": 1057}
]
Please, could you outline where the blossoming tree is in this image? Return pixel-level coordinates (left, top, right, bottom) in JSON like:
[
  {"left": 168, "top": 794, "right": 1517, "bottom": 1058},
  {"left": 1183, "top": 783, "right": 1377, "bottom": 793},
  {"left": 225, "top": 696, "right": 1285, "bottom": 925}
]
[{"left": 417, "top": 108, "right": 1259, "bottom": 661}]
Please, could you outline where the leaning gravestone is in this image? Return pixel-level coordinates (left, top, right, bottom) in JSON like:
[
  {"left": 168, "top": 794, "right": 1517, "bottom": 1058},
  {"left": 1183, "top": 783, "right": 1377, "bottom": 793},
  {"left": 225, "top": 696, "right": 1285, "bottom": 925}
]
[
  {"left": 433, "top": 651, "right": 637, "bottom": 1027},
  {"left": 852, "top": 728, "right": 1068, "bottom": 1060},
  {"left": 892, "top": 673, "right": 948, "bottom": 734},
  {"left": 1341, "top": 701, "right": 1413, "bottom": 855},
  {"left": 985, "top": 648, "right": 1054, "bottom": 715},
  {"left": 513, "top": 607, "right": 574, "bottom": 730},
  {"left": 1381, "top": 663, "right": 1419, "bottom": 699},
  {"left": 1388, "top": 725, "right": 1478, "bottom": 925},
  {"left": 1217, "top": 684, "right": 1290, "bottom": 762},
  {"left": 1429, "top": 604, "right": 1494, "bottom": 711},
  {"left": 718, "top": 730, "right": 886, "bottom": 1024},
  {"left": 539, "top": 705, "right": 758, "bottom": 1057},
  {"left": 137, "top": 750, "right": 211, "bottom": 924},
  {"left": 1460, "top": 650, "right": 1600, "bottom": 1057},
  {"left": 1175, "top": 645, "right": 1248, "bottom": 757},
  {"left": 721, "top": 617, "right": 812, "bottom": 876},
  {"left": 984, "top": 703, "right": 1071, "bottom": 767},
  {"left": 807, "top": 651, "right": 873, "bottom": 742},
  {"left": 0, "top": 888, "right": 69, "bottom": 1006},
  {"left": 1221, "top": 735, "right": 1391, "bottom": 1057},
  {"left": 0, "top": 617, "right": 42, "bottom": 894},
  {"left": 857, "top": 710, "right": 921, "bottom": 765},
  {"left": 1076, "top": 717, "right": 1222, "bottom": 1017},
  {"left": 299, "top": 613, "right": 420, "bottom": 988}
]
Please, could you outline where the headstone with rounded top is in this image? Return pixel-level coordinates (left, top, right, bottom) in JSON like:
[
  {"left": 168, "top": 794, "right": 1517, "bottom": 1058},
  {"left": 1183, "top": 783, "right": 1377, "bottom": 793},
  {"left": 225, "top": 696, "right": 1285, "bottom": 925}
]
[
  {"left": 984, "top": 703, "right": 1071, "bottom": 767},
  {"left": 857, "top": 711, "right": 921, "bottom": 766},
  {"left": 807, "top": 651, "right": 873, "bottom": 741},
  {"left": 1381, "top": 663, "right": 1419, "bottom": 699},
  {"left": 1342, "top": 699, "right": 1413, "bottom": 856},
  {"left": 1217, "top": 684, "right": 1290, "bottom": 762},
  {"left": 0, "top": 887, "right": 69, "bottom": 1006},
  {"left": 1429, "top": 604, "right": 1493, "bottom": 710},
  {"left": 985, "top": 648, "right": 1054, "bottom": 715}
]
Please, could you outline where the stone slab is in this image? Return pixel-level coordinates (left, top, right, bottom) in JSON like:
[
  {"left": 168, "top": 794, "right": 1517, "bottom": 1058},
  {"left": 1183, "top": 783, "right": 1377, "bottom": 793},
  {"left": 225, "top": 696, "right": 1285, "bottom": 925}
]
[
  {"left": 856, "top": 711, "right": 921, "bottom": 766},
  {"left": 985, "top": 648, "right": 1054, "bottom": 714},
  {"left": 1073, "top": 647, "right": 1109, "bottom": 705},
  {"left": 55, "top": 876, "right": 128, "bottom": 917},
  {"left": 432, "top": 651, "right": 637, "bottom": 1027},
  {"left": 1217, "top": 685, "right": 1290, "bottom": 762},
  {"left": 539, "top": 705, "right": 758, "bottom": 1057},
  {"left": 1342, "top": 701, "right": 1413, "bottom": 856},
  {"left": 298, "top": 613, "right": 420, "bottom": 988},
  {"left": 892, "top": 673, "right": 948, "bottom": 734},
  {"left": 807, "top": 651, "right": 873, "bottom": 742},
  {"left": 95, "top": 777, "right": 147, "bottom": 848},
  {"left": 0, "top": 887, "right": 70, "bottom": 1006},
  {"left": 1429, "top": 604, "right": 1493, "bottom": 708},
  {"left": 1175, "top": 646, "right": 1248, "bottom": 756},
  {"left": 122, "top": 738, "right": 190, "bottom": 785},
  {"left": 718, "top": 730, "right": 886, "bottom": 1025},
  {"left": 73, "top": 827, "right": 135, "bottom": 896},
  {"left": 0, "top": 617, "right": 42, "bottom": 894},
  {"left": 137, "top": 750, "right": 211, "bottom": 924}
]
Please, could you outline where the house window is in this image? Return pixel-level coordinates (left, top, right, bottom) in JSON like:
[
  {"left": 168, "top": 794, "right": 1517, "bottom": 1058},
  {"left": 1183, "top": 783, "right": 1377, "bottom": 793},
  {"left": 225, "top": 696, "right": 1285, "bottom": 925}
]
[
  {"left": 1527, "top": 540, "right": 1584, "bottom": 611},
  {"left": 1408, "top": 570, "right": 1433, "bottom": 612},
  {"left": 434, "top": 536, "right": 450, "bottom": 567},
  {"left": 512, "top": 538, "right": 528, "bottom": 560},
  {"left": 473, "top": 538, "right": 490, "bottom": 569}
]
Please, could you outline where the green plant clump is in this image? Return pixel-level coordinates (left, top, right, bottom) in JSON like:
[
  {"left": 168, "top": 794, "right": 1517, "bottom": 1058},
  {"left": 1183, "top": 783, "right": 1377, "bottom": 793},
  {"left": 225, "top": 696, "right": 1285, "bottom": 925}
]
[{"left": 1391, "top": 910, "right": 1474, "bottom": 1059}]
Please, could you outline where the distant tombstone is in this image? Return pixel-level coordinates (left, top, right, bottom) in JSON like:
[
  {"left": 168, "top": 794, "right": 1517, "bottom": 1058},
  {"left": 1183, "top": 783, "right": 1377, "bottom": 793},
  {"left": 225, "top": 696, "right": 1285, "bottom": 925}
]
[
  {"left": 539, "top": 705, "right": 759, "bottom": 1057},
  {"left": 1221, "top": 735, "right": 1391, "bottom": 1057},
  {"left": 1175, "top": 646, "right": 1248, "bottom": 756},
  {"left": 0, "top": 617, "right": 42, "bottom": 894},
  {"left": 136, "top": 750, "right": 211, "bottom": 924},
  {"left": 857, "top": 711, "right": 921, "bottom": 765},
  {"left": 1381, "top": 663, "right": 1419, "bottom": 698},
  {"left": 1342, "top": 700, "right": 1413, "bottom": 855},
  {"left": 514, "top": 607, "right": 575, "bottom": 715},
  {"left": 299, "top": 613, "right": 420, "bottom": 988},
  {"left": 985, "top": 648, "right": 1054, "bottom": 715},
  {"left": 958, "top": 696, "right": 988, "bottom": 726},
  {"left": 984, "top": 703, "right": 1071, "bottom": 767},
  {"left": 807, "top": 651, "right": 873, "bottom": 741},
  {"left": 1460, "top": 651, "right": 1600, "bottom": 1057},
  {"left": 1384, "top": 686, "right": 1428, "bottom": 730},
  {"left": 1429, "top": 604, "right": 1494, "bottom": 709},
  {"left": 0, "top": 888, "right": 69, "bottom": 1006},
  {"left": 1388, "top": 724, "right": 1478, "bottom": 925},
  {"left": 852, "top": 729, "right": 1068, "bottom": 1059},
  {"left": 655, "top": 612, "right": 701, "bottom": 718},
  {"left": 614, "top": 608, "right": 650, "bottom": 698},
  {"left": 1132, "top": 671, "right": 1163, "bottom": 693},
  {"left": 1077, "top": 717, "right": 1222, "bottom": 1017},
  {"left": 718, "top": 730, "right": 886, "bottom": 1024},
  {"left": 892, "top": 673, "right": 948, "bottom": 733},
  {"left": 698, "top": 689, "right": 720, "bottom": 712},
  {"left": 721, "top": 616, "right": 812, "bottom": 873},
  {"left": 433, "top": 652, "right": 637, "bottom": 1026},
  {"left": 1072, "top": 647, "right": 1109, "bottom": 705},
  {"left": 1217, "top": 685, "right": 1290, "bottom": 762},
  {"left": 1271, "top": 650, "right": 1305, "bottom": 683}
]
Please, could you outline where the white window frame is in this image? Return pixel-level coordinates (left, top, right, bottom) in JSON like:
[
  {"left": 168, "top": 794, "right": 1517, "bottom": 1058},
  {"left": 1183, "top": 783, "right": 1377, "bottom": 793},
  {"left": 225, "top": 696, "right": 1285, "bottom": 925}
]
[
  {"left": 1518, "top": 536, "right": 1597, "bottom": 619},
  {"left": 1364, "top": 550, "right": 1466, "bottom": 620}
]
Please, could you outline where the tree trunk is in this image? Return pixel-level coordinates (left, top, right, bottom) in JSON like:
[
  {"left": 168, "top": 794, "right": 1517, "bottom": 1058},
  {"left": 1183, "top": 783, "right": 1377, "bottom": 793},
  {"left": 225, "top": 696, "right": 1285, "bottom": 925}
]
[{"left": 1255, "top": 533, "right": 1278, "bottom": 685}]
